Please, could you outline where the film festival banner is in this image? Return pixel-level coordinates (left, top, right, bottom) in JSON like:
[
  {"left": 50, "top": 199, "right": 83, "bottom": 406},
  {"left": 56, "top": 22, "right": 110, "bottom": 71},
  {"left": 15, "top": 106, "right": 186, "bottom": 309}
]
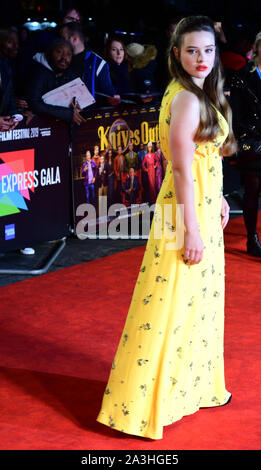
[
  {"left": 0, "top": 117, "right": 72, "bottom": 253},
  {"left": 72, "top": 103, "right": 168, "bottom": 238}
]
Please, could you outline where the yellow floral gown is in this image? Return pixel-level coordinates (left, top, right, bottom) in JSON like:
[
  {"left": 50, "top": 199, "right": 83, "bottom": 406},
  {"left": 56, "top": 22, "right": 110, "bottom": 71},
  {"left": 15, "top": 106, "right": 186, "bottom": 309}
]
[{"left": 96, "top": 79, "right": 231, "bottom": 440}]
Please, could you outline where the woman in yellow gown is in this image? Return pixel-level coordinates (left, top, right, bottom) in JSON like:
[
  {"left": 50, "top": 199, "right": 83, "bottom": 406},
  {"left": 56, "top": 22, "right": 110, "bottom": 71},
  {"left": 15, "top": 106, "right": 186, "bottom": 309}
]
[{"left": 97, "top": 16, "right": 237, "bottom": 440}]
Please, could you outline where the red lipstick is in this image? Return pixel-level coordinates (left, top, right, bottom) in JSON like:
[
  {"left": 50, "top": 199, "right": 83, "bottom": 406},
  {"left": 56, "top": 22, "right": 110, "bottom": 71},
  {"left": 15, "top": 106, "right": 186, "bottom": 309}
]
[{"left": 196, "top": 65, "right": 208, "bottom": 71}]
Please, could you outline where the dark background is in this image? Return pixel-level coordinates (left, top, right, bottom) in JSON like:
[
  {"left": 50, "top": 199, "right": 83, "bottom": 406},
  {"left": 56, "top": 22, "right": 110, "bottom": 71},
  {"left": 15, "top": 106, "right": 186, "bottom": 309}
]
[{"left": 2, "top": 0, "right": 261, "bottom": 33}]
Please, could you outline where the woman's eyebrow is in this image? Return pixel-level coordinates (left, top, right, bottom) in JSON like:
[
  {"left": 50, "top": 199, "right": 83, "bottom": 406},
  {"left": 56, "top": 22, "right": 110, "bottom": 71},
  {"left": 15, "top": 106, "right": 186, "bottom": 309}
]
[{"left": 185, "top": 44, "right": 215, "bottom": 48}]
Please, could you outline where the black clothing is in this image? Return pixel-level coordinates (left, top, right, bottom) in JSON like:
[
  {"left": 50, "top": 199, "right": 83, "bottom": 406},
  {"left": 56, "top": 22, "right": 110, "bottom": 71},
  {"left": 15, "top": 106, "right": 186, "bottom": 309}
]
[
  {"left": 0, "top": 56, "right": 18, "bottom": 116},
  {"left": 129, "top": 59, "right": 158, "bottom": 95},
  {"left": 230, "top": 62, "right": 261, "bottom": 174},
  {"left": 242, "top": 173, "right": 261, "bottom": 237},
  {"left": 107, "top": 59, "right": 131, "bottom": 95},
  {"left": 71, "top": 50, "right": 86, "bottom": 78},
  {"left": 27, "top": 61, "right": 76, "bottom": 122},
  {"left": 230, "top": 61, "right": 261, "bottom": 243}
]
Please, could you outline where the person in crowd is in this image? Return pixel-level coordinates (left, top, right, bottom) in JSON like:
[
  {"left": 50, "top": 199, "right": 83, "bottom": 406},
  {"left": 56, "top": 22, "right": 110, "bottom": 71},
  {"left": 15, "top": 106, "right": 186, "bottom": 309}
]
[
  {"left": 26, "top": 38, "right": 85, "bottom": 125},
  {"left": 59, "top": 6, "right": 81, "bottom": 25},
  {"left": 142, "top": 141, "right": 157, "bottom": 204},
  {"left": 113, "top": 145, "right": 125, "bottom": 203},
  {"left": 0, "top": 55, "right": 19, "bottom": 131},
  {"left": 0, "top": 27, "right": 32, "bottom": 117},
  {"left": 220, "top": 27, "right": 254, "bottom": 86},
  {"left": 60, "top": 22, "right": 120, "bottom": 106},
  {"left": 230, "top": 31, "right": 261, "bottom": 257},
  {"left": 155, "top": 140, "right": 164, "bottom": 194},
  {"left": 104, "top": 37, "right": 131, "bottom": 95},
  {"left": 124, "top": 141, "right": 139, "bottom": 172},
  {"left": 0, "top": 28, "right": 19, "bottom": 62},
  {"left": 126, "top": 42, "right": 158, "bottom": 96},
  {"left": 155, "top": 17, "right": 182, "bottom": 91},
  {"left": 105, "top": 148, "right": 115, "bottom": 206},
  {"left": 98, "top": 154, "right": 108, "bottom": 198},
  {"left": 214, "top": 21, "right": 228, "bottom": 52},
  {"left": 122, "top": 167, "right": 140, "bottom": 204},
  {"left": 82, "top": 150, "right": 98, "bottom": 205}
]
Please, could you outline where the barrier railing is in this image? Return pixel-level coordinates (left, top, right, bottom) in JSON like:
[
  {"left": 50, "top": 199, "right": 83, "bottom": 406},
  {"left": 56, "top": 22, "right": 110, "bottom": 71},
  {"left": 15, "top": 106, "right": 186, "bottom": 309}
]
[{"left": 0, "top": 102, "right": 241, "bottom": 269}]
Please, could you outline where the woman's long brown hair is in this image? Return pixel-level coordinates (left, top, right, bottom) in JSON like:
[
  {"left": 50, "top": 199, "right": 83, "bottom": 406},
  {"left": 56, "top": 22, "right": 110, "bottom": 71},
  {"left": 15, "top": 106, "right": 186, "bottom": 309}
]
[{"left": 168, "top": 16, "right": 237, "bottom": 156}]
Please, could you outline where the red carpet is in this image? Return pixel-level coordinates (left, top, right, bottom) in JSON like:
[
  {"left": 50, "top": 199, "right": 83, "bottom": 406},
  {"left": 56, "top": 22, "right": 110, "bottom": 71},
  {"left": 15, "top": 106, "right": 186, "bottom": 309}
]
[{"left": 0, "top": 216, "right": 260, "bottom": 450}]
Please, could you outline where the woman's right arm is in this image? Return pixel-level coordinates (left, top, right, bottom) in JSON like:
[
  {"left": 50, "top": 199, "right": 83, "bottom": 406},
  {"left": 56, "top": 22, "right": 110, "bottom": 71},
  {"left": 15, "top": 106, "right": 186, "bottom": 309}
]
[{"left": 169, "top": 90, "right": 204, "bottom": 265}]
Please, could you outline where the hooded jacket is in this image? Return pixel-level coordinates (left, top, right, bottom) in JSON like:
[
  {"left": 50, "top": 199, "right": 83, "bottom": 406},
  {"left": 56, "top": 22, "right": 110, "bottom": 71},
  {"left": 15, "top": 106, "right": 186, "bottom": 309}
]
[{"left": 27, "top": 52, "right": 77, "bottom": 122}]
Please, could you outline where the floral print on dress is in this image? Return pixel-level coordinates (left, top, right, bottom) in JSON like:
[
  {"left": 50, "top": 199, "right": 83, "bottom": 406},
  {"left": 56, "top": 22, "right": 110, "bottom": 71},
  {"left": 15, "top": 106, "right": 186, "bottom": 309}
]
[{"left": 97, "top": 79, "right": 231, "bottom": 440}]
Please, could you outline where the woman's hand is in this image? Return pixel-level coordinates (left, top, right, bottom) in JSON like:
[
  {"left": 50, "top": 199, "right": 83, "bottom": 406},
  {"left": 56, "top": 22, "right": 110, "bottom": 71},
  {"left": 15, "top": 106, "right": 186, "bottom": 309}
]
[
  {"left": 221, "top": 196, "right": 230, "bottom": 229},
  {"left": 183, "top": 229, "right": 204, "bottom": 265}
]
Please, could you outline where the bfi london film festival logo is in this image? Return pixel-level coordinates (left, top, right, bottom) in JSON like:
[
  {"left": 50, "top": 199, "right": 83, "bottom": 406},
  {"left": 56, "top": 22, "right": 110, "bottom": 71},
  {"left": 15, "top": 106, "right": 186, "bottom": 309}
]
[{"left": 75, "top": 197, "right": 184, "bottom": 251}]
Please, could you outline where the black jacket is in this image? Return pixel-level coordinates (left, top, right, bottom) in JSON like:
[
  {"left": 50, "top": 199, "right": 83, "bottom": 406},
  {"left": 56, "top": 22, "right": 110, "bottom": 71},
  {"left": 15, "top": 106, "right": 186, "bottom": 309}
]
[
  {"left": 229, "top": 62, "right": 261, "bottom": 172},
  {"left": 0, "top": 56, "right": 18, "bottom": 116},
  {"left": 230, "top": 62, "right": 261, "bottom": 141},
  {"left": 27, "top": 59, "right": 77, "bottom": 122}
]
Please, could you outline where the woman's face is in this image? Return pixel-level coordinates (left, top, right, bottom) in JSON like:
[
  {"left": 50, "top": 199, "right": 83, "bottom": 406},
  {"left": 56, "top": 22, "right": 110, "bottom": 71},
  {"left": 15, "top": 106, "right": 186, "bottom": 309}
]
[
  {"left": 52, "top": 44, "right": 72, "bottom": 71},
  {"left": 175, "top": 30, "right": 216, "bottom": 88},
  {"left": 109, "top": 41, "right": 125, "bottom": 64},
  {"left": 118, "top": 146, "right": 122, "bottom": 154}
]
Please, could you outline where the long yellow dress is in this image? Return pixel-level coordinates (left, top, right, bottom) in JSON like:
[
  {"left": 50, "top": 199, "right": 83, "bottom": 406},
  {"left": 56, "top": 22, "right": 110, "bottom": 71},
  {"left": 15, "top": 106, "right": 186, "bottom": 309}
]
[{"left": 96, "top": 79, "right": 231, "bottom": 440}]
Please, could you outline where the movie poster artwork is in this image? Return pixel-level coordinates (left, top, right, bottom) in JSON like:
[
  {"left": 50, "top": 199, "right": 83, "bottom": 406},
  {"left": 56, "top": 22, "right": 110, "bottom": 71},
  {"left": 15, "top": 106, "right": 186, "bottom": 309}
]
[{"left": 72, "top": 104, "right": 168, "bottom": 234}]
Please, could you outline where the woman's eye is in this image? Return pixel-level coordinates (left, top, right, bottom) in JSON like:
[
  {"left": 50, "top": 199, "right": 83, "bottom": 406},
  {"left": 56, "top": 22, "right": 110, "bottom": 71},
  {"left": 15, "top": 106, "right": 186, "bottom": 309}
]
[
  {"left": 206, "top": 48, "right": 214, "bottom": 53},
  {"left": 187, "top": 49, "right": 197, "bottom": 54}
]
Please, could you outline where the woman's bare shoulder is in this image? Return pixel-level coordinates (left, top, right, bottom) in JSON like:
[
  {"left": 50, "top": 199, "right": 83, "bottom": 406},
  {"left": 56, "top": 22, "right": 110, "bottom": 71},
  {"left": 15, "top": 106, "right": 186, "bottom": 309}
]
[{"left": 171, "top": 89, "right": 200, "bottom": 113}]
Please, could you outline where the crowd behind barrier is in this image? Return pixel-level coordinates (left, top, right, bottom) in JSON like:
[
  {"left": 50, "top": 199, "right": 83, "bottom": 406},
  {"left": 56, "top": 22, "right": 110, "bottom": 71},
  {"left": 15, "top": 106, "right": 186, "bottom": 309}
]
[
  {"left": 1, "top": 6, "right": 261, "bottom": 256},
  {"left": 0, "top": 100, "right": 241, "bottom": 254}
]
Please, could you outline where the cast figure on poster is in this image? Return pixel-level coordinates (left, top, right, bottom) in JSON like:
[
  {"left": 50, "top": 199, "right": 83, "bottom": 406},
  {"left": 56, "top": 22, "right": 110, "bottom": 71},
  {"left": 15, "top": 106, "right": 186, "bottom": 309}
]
[
  {"left": 142, "top": 141, "right": 158, "bottom": 204},
  {"left": 124, "top": 142, "right": 139, "bottom": 171},
  {"left": 155, "top": 141, "right": 164, "bottom": 194},
  {"left": 106, "top": 149, "right": 115, "bottom": 206},
  {"left": 113, "top": 145, "right": 125, "bottom": 203},
  {"left": 92, "top": 145, "right": 100, "bottom": 167},
  {"left": 98, "top": 155, "right": 108, "bottom": 197},
  {"left": 82, "top": 150, "right": 98, "bottom": 205},
  {"left": 122, "top": 167, "right": 140, "bottom": 204},
  {"left": 137, "top": 143, "right": 149, "bottom": 202}
]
